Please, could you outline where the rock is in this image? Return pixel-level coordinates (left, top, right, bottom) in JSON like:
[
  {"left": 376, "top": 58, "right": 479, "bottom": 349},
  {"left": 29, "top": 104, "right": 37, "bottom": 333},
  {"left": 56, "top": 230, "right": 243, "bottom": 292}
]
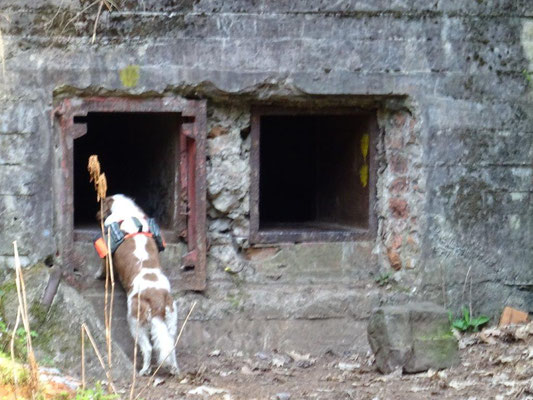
[
  {"left": 367, "top": 302, "right": 459, "bottom": 374},
  {"left": 0, "top": 265, "right": 133, "bottom": 380},
  {"left": 337, "top": 362, "right": 360, "bottom": 372},
  {"left": 499, "top": 306, "right": 529, "bottom": 327}
]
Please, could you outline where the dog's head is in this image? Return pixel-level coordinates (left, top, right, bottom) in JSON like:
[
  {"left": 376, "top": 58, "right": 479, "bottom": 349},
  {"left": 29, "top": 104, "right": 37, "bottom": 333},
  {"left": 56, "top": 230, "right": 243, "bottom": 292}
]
[{"left": 96, "top": 196, "right": 115, "bottom": 222}]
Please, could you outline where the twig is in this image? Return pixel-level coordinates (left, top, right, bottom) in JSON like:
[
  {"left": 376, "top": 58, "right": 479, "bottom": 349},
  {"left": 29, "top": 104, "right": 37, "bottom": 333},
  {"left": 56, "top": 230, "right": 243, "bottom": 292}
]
[
  {"left": 103, "top": 234, "right": 112, "bottom": 392},
  {"left": 440, "top": 263, "right": 447, "bottom": 309},
  {"left": 107, "top": 227, "right": 116, "bottom": 372},
  {"left": 129, "top": 292, "right": 142, "bottom": 400},
  {"left": 469, "top": 272, "right": 473, "bottom": 320},
  {"left": 461, "top": 265, "right": 472, "bottom": 308},
  {"left": 57, "top": 0, "right": 101, "bottom": 38},
  {"left": 10, "top": 307, "right": 21, "bottom": 400},
  {"left": 81, "top": 323, "right": 118, "bottom": 394},
  {"left": 81, "top": 325, "right": 86, "bottom": 390},
  {"left": 13, "top": 241, "right": 39, "bottom": 395},
  {"left": 43, "top": 0, "right": 65, "bottom": 31},
  {"left": 88, "top": 155, "right": 114, "bottom": 392},
  {"left": 91, "top": 0, "right": 104, "bottom": 44},
  {"left": 134, "top": 302, "right": 197, "bottom": 400}
]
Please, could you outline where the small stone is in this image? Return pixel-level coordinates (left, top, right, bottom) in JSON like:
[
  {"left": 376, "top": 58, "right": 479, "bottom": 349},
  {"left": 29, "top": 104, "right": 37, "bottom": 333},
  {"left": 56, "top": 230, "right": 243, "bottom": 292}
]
[
  {"left": 153, "top": 377, "right": 165, "bottom": 387},
  {"left": 389, "top": 154, "right": 408, "bottom": 174},
  {"left": 515, "top": 326, "right": 529, "bottom": 340},
  {"left": 387, "top": 248, "right": 402, "bottom": 271},
  {"left": 499, "top": 306, "right": 529, "bottom": 327},
  {"left": 241, "top": 365, "right": 254, "bottom": 375},
  {"left": 337, "top": 362, "right": 360, "bottom": 372},
  {"left": 272, "top": 392, "right": 291, "bottom": 400},
  {"left": 388, "top": 198, "right": 409, "bottom": 219},
  {"left": 389, "top": 177, "right": 409, "bottom": 195},
  {"left": 271, "top": 355, "right": 289, "bottom": 368},
  {"left": 255, "top": 351, "right": 271, "bottom": 361},
  {"left": 208, "top": 125, "right": 229, "bottom": 138},
  {"left": 297, "top": 359, "right": 314, "bottom": 368}
]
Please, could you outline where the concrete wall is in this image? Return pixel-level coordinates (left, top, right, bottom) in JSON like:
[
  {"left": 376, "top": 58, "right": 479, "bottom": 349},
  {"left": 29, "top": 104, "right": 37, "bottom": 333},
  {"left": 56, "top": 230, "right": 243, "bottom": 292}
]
[{"left": 0, "top": 0, "right": 531, "bottom": 358}]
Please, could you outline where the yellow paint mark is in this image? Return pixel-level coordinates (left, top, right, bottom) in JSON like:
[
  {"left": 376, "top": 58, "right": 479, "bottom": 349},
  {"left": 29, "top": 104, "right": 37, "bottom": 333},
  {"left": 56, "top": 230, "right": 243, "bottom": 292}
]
[
  {"left": 359, "top": 164, "right": 368, "bottom": 187},
  {"left": 119, "top": 65, "right": 140, "bottom": 88},
  {"left": 361, "top": 133, "right": 369, "bottom": 161}
]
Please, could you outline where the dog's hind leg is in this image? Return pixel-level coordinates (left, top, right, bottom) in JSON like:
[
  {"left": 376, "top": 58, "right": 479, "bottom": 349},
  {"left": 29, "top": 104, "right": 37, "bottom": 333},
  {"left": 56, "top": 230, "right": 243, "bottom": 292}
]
[
  {"left": 128, "top": 295, "right": 153, "bottom": 376},
  {"left": 128, "top": 315, "right": 152, "bottom": 376},
  {"left": 164, "top": 300, "right": 180, "bottom": 375}
]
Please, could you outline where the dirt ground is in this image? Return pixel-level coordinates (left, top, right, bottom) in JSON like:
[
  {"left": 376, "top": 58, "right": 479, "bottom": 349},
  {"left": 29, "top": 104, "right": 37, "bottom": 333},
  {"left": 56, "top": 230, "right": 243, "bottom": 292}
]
[{"left": 122, "top": 323, "right": 533, "bottom": 400}]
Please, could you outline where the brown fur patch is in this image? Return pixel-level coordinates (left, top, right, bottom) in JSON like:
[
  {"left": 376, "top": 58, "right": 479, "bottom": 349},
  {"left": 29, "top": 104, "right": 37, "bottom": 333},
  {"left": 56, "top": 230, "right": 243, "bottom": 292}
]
[
  {"left": 112, "top": 236, "right": 161, "bottom": 292},
  {"left": 143, "top": 273, "right": 158, "bottom": 281},
  {"left": 130, "top": 288, "right": 173, "bottom": 322}
]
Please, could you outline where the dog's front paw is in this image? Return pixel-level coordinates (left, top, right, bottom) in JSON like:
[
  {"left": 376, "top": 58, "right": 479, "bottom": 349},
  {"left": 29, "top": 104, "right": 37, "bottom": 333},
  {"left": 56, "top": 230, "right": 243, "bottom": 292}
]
[
  {"left": 138, "top": 367, "right": 152, "bottom": 376},
  {"left": 169, "top": 366, "right": 180, "bottom": 376}
]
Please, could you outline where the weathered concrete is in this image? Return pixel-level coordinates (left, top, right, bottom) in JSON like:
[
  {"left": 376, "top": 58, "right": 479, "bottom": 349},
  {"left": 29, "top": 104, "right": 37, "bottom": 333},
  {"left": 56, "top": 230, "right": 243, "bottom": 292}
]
[
  {"left": 367, "top": 302, "right": 459, "bottom": 373},
  {"left": 0, "top": 0, "right": 531, "bottom": 377}
]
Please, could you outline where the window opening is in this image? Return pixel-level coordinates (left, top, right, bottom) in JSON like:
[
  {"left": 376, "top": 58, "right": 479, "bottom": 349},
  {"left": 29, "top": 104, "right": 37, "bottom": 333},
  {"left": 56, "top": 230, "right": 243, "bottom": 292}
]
[
  {"left": 251, "top": 108, "right": 377, "bottom": 243},
  {"left": 73, "top": 112, "right": 179, "bottom": 231}
]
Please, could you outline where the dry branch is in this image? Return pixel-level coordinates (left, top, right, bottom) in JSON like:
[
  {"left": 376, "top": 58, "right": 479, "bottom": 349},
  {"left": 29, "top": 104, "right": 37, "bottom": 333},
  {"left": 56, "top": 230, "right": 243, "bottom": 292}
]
[
  {"left": 13, "top": 241, "right": 39, "bottom": 396},
  {"left": 81, "top": 323, "right": 118, "bottom": 395}
]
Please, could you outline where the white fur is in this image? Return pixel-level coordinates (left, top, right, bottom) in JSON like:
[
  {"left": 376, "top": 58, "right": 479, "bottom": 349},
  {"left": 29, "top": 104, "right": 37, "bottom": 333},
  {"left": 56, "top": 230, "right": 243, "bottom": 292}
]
[
  {"left": 151, "top": 317, "right": 179, "bottom": 374},
  {"left": 104, "top": 194, "right": 149, "bottom": 233},
  {"left": 105, "top": 194, "right": 179, "bottom": 376},
  {"left": 128, "top": 314, "right": 152, "bottom": 376},
  {"left": 131, "top": 268, "right": 171, "bottom": 293},
  {"left": 132, "top": 235, "right": 149, "bottom": 263}
]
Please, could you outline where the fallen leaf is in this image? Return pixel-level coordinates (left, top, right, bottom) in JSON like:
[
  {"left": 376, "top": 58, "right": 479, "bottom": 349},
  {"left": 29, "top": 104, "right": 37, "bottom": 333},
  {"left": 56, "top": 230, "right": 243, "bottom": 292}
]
[
  {"left": 153, "top": 377, "right": 165, "bottom": 387},
  {"left": 188, "top": 385, "right": 228, "bottom": 396}
]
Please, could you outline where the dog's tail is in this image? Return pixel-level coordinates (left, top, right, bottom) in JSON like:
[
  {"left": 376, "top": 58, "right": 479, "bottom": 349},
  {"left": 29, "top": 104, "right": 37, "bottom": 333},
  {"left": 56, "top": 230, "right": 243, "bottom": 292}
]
[{"left": 150, "top": 317, "right": 176, "bottom": 367}]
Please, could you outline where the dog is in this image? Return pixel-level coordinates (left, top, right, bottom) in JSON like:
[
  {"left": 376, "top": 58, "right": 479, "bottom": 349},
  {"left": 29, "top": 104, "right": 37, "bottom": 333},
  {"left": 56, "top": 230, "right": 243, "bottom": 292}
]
[{"left": 95, "top": 194, "right": 179, "bottom": 376}]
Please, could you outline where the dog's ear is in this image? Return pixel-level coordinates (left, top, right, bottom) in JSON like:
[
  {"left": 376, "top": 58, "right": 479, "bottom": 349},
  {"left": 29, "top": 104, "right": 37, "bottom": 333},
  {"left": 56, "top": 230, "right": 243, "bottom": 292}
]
[{"left": 96, "top": 197, "right": 114, "bottom": 221}]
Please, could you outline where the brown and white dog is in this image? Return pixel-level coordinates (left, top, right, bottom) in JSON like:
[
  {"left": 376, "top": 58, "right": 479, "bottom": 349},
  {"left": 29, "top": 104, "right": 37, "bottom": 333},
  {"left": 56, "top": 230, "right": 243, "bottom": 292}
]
[{"left": 96, "top": 194, "right": 179, "bottom": 376}]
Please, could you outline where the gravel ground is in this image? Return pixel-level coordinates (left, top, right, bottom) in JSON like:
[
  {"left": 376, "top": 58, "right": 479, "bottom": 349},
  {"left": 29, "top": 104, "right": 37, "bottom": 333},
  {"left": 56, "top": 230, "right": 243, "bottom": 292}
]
[{"left": 121, "top": 323, "right": 533, "bottom": 400}]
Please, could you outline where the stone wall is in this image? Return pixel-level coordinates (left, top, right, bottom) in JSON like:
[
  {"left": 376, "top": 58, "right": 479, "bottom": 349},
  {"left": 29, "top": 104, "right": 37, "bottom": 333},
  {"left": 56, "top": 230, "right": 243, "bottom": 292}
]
[{"left": 0, "top": 0, "right": 531, "bottom": 361}]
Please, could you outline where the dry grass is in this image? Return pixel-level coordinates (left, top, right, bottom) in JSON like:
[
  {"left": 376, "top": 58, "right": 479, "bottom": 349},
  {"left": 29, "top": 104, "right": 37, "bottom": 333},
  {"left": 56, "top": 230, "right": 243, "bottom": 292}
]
[
  {"left": 12, "top": 241, "right": 39, "bottom": 398},
  {"left": 87, "top": 155, "right": 117, "bottom": 394},
  {"left": 45, "top": 0, "right": 118, "bottom": 43}
]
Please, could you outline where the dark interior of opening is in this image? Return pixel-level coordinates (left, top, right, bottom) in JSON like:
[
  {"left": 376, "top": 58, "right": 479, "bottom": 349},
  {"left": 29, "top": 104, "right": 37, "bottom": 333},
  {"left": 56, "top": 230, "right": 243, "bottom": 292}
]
[
  {"left": 259, "top": 113, "right": 374, "bottom": 231},
  {"left": 73, "top": 112, "right": 180, "bottom": 231}
]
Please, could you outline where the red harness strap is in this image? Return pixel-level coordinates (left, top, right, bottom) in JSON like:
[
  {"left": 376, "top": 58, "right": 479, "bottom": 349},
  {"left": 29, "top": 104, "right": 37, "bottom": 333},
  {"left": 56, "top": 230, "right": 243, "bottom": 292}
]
[{"left": 124, "top": 231, "right": 153, "bottom": 240}]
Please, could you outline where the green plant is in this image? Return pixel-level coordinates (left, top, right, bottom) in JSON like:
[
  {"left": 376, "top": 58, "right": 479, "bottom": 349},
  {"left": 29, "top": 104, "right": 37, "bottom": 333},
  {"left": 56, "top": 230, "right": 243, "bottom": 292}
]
[
  {"left": 375, "top": 272, "right": 392, "bottom": 287},
  {"left": 450, "top": 307, "right": 490, "bottom": 332},
  {"left": 74, "top": 383, "right": 119, "bottom": 400},
  {"left": 523, "top": 69, "right": 532, "bottom": 86},
  {"left": 0, "top": 315, "right": 38, "bottom": 359}
]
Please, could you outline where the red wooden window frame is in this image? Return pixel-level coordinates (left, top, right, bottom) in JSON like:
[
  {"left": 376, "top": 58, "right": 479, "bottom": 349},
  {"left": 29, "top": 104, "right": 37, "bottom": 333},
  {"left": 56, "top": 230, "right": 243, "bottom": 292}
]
[{"left": 54, "top": 97, "right": 207, "bottom": 290}]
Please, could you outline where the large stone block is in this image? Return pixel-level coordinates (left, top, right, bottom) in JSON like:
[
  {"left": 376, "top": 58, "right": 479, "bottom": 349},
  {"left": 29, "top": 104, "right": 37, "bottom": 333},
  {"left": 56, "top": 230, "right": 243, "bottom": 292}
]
[{"left": 367, "top": 302, "right": 459, "bottom": 373}]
